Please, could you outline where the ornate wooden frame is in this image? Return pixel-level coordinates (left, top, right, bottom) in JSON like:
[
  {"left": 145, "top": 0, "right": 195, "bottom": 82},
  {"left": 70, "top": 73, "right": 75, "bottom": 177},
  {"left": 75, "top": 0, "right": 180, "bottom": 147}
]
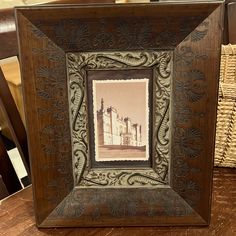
[
  {"left": 16, "top": 1, "right": 223, "bottom": 227},
  {"left": 67, "top": 51, "right": 171, "bottom": 187}
]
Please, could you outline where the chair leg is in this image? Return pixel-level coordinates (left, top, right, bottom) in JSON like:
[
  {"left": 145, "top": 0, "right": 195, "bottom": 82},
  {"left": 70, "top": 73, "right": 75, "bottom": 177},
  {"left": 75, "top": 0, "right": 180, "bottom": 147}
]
[
  {"left": 0, "top": 68, "right": 30, "bottom": 177},
  {"left": 0, "top": 134, "right": 22, "bottom": 194},
  {"left": 0, "top": 174, "right": 9, "bottom": 199}
]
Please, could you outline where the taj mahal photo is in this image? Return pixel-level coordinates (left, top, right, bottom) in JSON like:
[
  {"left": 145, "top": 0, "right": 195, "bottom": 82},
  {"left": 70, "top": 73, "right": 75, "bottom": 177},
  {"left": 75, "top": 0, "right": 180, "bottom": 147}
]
[{"left": 93, "top": 79, "right": 149, "bottom": 161}]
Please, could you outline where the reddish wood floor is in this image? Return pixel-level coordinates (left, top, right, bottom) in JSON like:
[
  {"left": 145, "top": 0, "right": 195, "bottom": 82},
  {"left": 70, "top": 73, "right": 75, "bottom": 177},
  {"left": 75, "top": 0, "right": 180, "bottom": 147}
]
[{"left": 0, "top": 168, "right": 235, "bottom": 236}]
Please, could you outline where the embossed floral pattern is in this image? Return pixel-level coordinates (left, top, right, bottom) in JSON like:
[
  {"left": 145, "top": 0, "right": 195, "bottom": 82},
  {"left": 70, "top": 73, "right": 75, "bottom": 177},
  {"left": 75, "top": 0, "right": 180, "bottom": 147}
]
[{"left": 67, "top": 51, "right": 172, "bottom": 187}]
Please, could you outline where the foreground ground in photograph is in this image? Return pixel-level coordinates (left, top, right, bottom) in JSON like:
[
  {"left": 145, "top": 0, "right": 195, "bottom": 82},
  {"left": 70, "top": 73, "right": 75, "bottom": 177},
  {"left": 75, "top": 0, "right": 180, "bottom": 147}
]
[{"left": 98, "top": 145, "right": 146, "bottom": 159}]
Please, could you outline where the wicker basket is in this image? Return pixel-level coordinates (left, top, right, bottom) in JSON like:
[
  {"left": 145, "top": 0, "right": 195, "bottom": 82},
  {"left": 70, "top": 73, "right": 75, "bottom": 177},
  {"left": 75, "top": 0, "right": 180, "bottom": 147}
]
[{"left": 214, "top": 44, "right": 236, "bottom": 168}]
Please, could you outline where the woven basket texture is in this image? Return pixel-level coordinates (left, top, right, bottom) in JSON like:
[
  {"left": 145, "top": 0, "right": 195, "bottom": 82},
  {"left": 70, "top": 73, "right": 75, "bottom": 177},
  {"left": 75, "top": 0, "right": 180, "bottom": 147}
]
[{"left": 215, "top": 44, "right": 236, "bottom": 167}]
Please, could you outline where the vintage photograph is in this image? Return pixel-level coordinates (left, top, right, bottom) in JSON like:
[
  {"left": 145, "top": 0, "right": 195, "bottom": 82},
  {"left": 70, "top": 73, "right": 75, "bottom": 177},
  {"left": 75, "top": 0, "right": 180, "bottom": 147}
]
[{"left": 93, "top": 79, "right": 149, "bottom": 161}]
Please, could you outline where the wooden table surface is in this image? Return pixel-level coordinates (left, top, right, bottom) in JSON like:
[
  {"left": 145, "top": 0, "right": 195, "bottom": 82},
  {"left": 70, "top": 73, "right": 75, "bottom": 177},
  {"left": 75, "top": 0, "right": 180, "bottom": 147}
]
[{"left": 0, "top": 168, "right": 235, "bottom": 236}]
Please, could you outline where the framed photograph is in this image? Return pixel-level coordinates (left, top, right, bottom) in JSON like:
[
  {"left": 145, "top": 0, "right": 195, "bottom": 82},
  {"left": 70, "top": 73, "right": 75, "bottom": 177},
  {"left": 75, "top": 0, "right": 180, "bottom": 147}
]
[
  {"left": 16, "top": 1, "right": 223, "bottom": 227},
  {"left": 92, "top": 78, "right": 150, "bottom": 162}
]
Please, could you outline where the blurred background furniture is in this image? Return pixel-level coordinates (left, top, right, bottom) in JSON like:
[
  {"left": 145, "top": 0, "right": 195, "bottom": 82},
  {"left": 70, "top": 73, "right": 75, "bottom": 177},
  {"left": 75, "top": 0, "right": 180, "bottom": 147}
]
[
  {"left": 223, "top": 0, "right": 236, "bottom": 44},
  {"left": 0, "top": 134, "right": 22, "bottom": 196},
  {"left": 215, "top": 45, "right": 236, "bottom": 168},
  {"left": 0, "top": 175, "right": 8, "bottom": 199},
  {"left": 214, "top": 0, "right": 236, "bottom": 168},
  {"left": 0, "top": 8, "right": 30, "bottom": 199}
]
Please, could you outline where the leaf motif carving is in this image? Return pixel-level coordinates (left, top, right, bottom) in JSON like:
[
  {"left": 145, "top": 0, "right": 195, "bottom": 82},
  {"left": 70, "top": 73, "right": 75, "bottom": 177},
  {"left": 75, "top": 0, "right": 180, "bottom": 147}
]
[
  {"left": 176, "top": 69, "right": 206, "bottom": 103},
  {"left": 67, "top": 51, "right": 172, "bottom": 187}
]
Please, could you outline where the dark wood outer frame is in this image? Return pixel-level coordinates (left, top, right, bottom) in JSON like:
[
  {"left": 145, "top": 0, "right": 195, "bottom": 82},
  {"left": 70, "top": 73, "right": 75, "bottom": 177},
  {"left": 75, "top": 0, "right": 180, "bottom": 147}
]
[{"left": 16, "top": 2, "right": 223, "bottom": 227}]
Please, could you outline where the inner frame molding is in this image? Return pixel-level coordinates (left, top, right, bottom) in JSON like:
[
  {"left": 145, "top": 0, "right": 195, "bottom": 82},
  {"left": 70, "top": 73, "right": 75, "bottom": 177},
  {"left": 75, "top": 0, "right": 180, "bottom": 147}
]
[{"left": 66, "top": 51, "right": 172, "bottom": 187}]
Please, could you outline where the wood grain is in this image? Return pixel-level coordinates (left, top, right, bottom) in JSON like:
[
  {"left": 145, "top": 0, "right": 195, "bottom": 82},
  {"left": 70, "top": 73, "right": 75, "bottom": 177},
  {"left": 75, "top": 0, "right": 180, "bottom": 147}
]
[
  {"left": 228, "top": 2, "right": 236, "bottom": 43},
  {"left": 0, "top": 168, "right": 235, "bottom": 235},
  {"left": 0, "top": 60, "right": 25, "bottom": 140},
  {"left": 0, "top": 68, "right": 30, "bottom": 175},
  {"left": 16, "top": 1, "right": 223, "bottom": 227},
  {"left": 0, "top": 9, "right": 18, "bottom": 60}
]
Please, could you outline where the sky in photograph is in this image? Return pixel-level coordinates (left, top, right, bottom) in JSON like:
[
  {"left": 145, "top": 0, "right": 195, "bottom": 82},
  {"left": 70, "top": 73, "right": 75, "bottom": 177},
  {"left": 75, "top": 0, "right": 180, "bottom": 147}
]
[{"left": 94, "top": 79, "right": 149, "bottom": 144}]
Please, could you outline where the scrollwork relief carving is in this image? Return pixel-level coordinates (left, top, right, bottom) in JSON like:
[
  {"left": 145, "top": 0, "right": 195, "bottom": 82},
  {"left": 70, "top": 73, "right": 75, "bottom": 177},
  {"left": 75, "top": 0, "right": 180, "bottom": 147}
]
[{"left": 67, "top": 51, "right": 172, "bottom": 187}]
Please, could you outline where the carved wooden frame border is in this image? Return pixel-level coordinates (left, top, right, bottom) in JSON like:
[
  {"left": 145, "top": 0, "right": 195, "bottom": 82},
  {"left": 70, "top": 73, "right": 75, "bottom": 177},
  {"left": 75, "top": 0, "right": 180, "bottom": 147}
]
[
  {"left": 16, "top": 1, "right": 223, "bottom": 227},
  {"left": 67, "top": 51, "right": 172, "bottom": 187}
]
